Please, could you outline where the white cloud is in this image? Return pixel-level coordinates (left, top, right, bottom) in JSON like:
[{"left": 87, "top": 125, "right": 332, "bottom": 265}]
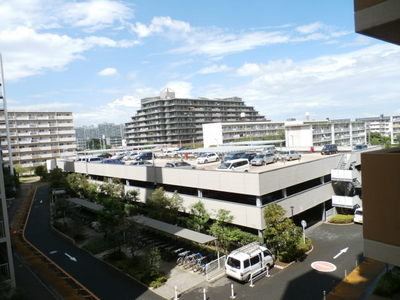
[
  {"left": 9, "top": 101, "right": 78, "bottom": 111},
  {"left": 198, "top": 64, "right": 230, "bottom": 74},
  {"left": 163, "top": 81, "right": 192, "bottom": 98},
  {"left": 212, "top": 44, "right": 400, "bottom": 120},
  {"left": 236, "top": 63, "right": 262, "bottom": 76},
  {"left": 0, "top": 26, "right": 137, "bottom": 80},
  {"left": 132, "top": 16, "right": 191, "bottom": 38},
  {"left": 61, "top": 0, "right": 133, "bottom": 31},
  {"left": 296, "top": 22, "right": 324, "bottom": 34},
  {"left": 98, "top": 67, "right": 118, "bottom": 76},
  {"left": 133, "top": 17, "right": 350, "bottom": 57}
]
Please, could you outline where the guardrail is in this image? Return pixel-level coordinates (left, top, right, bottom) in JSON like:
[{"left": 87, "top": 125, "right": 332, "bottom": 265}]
[{"left": 205, "top": 255, "right": 226, "bottom": 281}]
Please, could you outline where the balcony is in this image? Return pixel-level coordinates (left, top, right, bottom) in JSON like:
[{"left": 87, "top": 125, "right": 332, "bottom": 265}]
[
  {"left": 354, "top": 0, "right": 400, "bottom": 45},
  {"left": 332, "top": 195, "right": 361, "bottom": 209}
]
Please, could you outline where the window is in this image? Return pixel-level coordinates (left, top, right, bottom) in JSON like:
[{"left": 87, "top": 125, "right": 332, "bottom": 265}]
[
  {"left": 250, "top": 255, "right": 260, "bottom": 265},
  {"left": 243, "top": 259, "right": 250, "bottom": 268},
  {"left": 263, "top": 250, "right": 272, "bottom": 258}
]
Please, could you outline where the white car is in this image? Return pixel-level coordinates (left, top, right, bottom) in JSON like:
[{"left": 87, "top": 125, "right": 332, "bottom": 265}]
[{"left": 196, "top": 153, "right": 219, "bottom": 164}]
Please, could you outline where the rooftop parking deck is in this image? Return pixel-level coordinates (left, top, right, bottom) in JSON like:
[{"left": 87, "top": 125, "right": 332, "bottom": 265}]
[{"left": 125, "top": 152, "right": 340, "bottom": 174}]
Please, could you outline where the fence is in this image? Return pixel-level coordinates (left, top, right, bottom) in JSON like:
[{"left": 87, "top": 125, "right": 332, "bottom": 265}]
[
  {"left": 205, "top": 255, "right": 226, "bottom": 281},
  {"left": 0, "top": 262, "right": 9, "bottom": 279}
]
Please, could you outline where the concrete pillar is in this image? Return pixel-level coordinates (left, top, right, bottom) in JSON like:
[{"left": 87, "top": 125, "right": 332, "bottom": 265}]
[
  {"left": 320, "top": 176, "right": 325, "bottom": 184},
  {"left": 258, "top": 230, "right": 264, "bottom": 243},
  {"left": 282, "top": 188, "right": 287, "bottom": 198},
  {"left": 322, "top": 201, "right": 326, "bottom": 221},
  {"left": 126, "top": 179, "right": 130, "bottom": 186},
  {"left": 256, "top": 197, "right": 262, "bottom": 207},
  {"left": 198, "top": 189, "right": 203, "bottom": 198},
  {"left": 331, "top": 123, "right": 335, "bottom": 144}
]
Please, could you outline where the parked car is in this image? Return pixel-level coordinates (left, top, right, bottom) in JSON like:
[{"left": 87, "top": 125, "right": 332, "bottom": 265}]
[
  {"left": 251, "top": 153, "right": 277, "bottom": 166},
  {"left": 103, "top": 159, "right": 125, "bottom": 165},
  {"left": 165, "top": 161, "right": 195, "bottom": 169},
  {"left": 135, "top": 152, "right": 156, "bottom": 161},
  {"left": 217, "top": 159, "right": 250, "bottom": 172},
  {"left": 321, "top": 144, "right": 338, "bottom": 155},
  {"left": 130, "top": 161, "right": 153, "bottom": 166},
  {"left": 97, "top": 153, "right": 112, "bottom": 159},
  {"left": 196, "top": 152, "right": 219, "bottom": 164},
  {"left": 110, "top": 152, "right": 127, "bottom": 160},
  {"left": 225, "top": 242, "right": 275, "bottom": 282},
  {"left": 123, "top": 152, "right": 139, "bottom": 160},
  {"left": 240, "top": 152, "right": 257, "bottom": 162},
  {"left": 353, "top": 144, "right": 367, "bottom": 151},
  {"left": 279, "top": 150, "right": 301, "bottom": 161},
  {"left": 223, "top": 152, "right": 246, "bottom": 162}
]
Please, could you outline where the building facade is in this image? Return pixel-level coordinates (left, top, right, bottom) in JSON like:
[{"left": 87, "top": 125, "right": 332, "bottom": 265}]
[
  {"left": 125, "top": 89, "right": 266, "bottom": 146},
  {"left": 285, "top": 119, "right": 366, "bottom": 148},
  {"left": 75, "top": 123, "right": 125, "bottom": 149},
  {"left": 202, "top": 121, "right": 284, "bottom": 148},
  {"left": 0, "top": 111, "right": 76, "bottom": 168},
  {"left": 356, "top": 115, "right": 392, "bottom": 139}
]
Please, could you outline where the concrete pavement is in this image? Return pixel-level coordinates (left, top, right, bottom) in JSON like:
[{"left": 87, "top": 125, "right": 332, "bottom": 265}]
[{"left": 181, "top": 223, "right": 364, "bottom": 300}]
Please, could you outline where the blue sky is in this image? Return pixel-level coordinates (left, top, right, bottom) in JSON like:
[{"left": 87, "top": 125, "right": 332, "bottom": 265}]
[{"left": 1, "top": 0, "right": 399, "bottom": 126}]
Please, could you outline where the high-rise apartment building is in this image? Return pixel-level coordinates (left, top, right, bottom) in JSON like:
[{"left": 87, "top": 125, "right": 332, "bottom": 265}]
[
  {"left": 356, "top": 115, "right": 392, "bottom": 138},
  {"left": 125, "top": 88, "right": 266, "bottom": 146},
  {"left": 0, "top": 111, "right": 76, "bottom": 168}
]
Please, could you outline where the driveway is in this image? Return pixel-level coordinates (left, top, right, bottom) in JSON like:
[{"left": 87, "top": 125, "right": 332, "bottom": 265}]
[
  {"left": 25, "top": 185, "right": 163, "bottom": 300},
  {"left": 182, "top": 222, "right": 363, "bottom": 300}
]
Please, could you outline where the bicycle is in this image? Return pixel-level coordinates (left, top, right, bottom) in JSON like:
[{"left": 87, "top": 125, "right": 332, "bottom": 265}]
[{"left": 176, "top": 250, "right": 191, "bottom": 265}]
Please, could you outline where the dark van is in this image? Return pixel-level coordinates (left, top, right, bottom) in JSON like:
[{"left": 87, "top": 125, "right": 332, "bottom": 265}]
[
  {"left": 321, "top": 144, "right": 338, "bottom": 155},
  {"left": 135, "top": 152, "right": 155, "bottom": 161}
]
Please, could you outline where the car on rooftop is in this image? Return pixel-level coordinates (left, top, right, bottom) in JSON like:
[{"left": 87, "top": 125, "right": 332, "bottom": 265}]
[{"left": 196, "top": 152, "right": 219, "bottom": 164}]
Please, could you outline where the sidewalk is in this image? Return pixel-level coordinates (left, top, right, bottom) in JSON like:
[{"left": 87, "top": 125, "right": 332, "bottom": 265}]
[{"left": 327, "top": 258, "right": 386, "bottom": 300}]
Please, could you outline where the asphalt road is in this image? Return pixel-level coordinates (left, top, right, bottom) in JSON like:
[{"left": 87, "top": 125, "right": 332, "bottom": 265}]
[
  {"left": 182, "top": 222, "right": 364, "bottom": 300},
  {"left": 24, "top": 185, "right": 163, "bottom": 300}
]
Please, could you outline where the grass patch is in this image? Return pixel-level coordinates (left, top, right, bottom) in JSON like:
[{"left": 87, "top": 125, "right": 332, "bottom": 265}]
[
  {"left": 83, "top": 238, "right": 114, "bottom": 254},
  {"left": 329, "top": 214, "right": 354, "bottom": 224},
  {"left": 374, "top": 267, "right": 400, "bottom": 297}
]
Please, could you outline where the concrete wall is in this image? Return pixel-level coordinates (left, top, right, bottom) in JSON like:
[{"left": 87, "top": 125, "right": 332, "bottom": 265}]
[
  {"left": 202, "top": 123, "right": 223, "bottom": 147},
  {"left": 285, "top": 125, "right": 313, "bottom": 148}
]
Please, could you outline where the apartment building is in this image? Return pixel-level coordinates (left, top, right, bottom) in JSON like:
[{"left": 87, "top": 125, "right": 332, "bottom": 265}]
[
  {"left": 202, "top": 121, "right": 284, "bottom": 147},
  {"left": 0, "top": 111, "right": 76, "bottom": 169},
  {"left": 356, "top": 115, "right": 392, "bottom": 138},
  {"left": 75, "top": 123, "right": 125, "bottom": 149},
  {"left": 125, "top": 88, "right": 266, "bottom": 146},
  {"left": 355, "top": 0, "right": 400, "bottom": 267},
  {"left": 391, "top": 115, "right": 400, "bottom": 144},
  {"left": 285, "top": 119, "right": 366, "bottom": 148}
]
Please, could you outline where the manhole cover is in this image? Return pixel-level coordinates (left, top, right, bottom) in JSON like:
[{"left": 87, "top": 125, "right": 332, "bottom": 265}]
[{"left": 311, "top": 261, "right": 337, "bottom": 272}]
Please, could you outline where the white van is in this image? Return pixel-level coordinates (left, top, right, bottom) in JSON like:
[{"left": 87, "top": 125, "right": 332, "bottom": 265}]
[
  {"left": 217, "top": 159, "right": 250, "bottom": 172},
  {"left": 354, "top": 207, "right": 363, "bottom": 224},
  {"left": 225, "top": 242, "right": 275, "bottom": 282}
]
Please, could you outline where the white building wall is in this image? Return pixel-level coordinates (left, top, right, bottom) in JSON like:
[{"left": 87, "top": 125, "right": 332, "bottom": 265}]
[
  {"left": 202, "top": 123, "right": 223, "bottom": 147},
  {"left": 285, "top": 122, "right": 313, "bottom": 148}
]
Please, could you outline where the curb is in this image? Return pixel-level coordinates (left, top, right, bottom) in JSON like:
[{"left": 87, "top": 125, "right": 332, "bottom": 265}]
[{"left": 325, "top": 221, "right": 355, "bottom": 226}]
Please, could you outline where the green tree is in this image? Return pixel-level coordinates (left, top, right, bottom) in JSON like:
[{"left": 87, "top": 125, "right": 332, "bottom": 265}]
[
  {"left": 263, "top": 203, "right": 306, "bottom": 262},
  {"left": 148, "top": 247, "right": 161, "bottom": 278},
  {"left": 34, "top": 165, "right": 47, "bottom": 179},
  {"left": 48, "top": 167, "right": 68, "bottom": 189},
  {"left": 186, "top": 201, "right": 210, "bottom": 232},
  {"left": 147, "top": 188, "right": 184, "bottom": 224},
  {"left": 209, "top": 209, "right": 259, "bottom": 252},
  {"left": 88, "top": 138, "right": 101, "bottom": 149},
  {"left": 15, "top": 164, "right": 30, "bottom": 176}
]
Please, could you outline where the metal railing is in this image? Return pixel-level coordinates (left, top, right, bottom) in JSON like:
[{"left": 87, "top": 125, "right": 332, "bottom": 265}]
[{"left": 205, "top": 255, "right": 226, "bottom": 281}]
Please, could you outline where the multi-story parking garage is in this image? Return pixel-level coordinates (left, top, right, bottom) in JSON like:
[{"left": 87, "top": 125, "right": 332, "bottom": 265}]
[{"left": 54, "top": 148, "right": 375, "bottom": 236}]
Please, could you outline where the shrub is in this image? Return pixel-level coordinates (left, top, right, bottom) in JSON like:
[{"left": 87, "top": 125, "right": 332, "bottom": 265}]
[
  {"left": 149, "top": 275, "right": 167, "bottom": 288},
  {"left": 83, "top": 239, "right": 114, "bottom": 254},
  {"left": 329, "top": 214, "right": 354, "bottom": 224},
  {"left": 374, "top": 267, "right": 400, "bottom": 297}
]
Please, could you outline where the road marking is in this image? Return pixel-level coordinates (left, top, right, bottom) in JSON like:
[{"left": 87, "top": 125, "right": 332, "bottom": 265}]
[
  {"left": 64, "top": 253, "right": 77, "bottom": 262},
  {"left": 49, "top": 250, "right": 58, "bottom": 254},
  {"left": 311, "top": 261, "right": 337, "bottom": 272},
  {"left": 333, "top": 247, "right": 349, "bottom": 259}
]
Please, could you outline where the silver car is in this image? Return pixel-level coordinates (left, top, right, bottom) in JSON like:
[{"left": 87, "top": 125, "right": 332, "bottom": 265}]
[
  {"left": 165, "top": 161, "right": 195, "bottom": 169},
  {"left": 279, "top": 150, "right": 301, "bottom": 161},
  {"left": 251, "top": 153, "right": 277, "bottom": 166}
]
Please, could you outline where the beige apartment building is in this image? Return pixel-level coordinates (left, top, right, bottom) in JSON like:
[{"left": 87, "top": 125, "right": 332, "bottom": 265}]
[
  {"left": 0, "top": 111, "right": 76, "bottom": 169},
  {"left": 355, "top": 0, "right": 400, "bottom": 267}
]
